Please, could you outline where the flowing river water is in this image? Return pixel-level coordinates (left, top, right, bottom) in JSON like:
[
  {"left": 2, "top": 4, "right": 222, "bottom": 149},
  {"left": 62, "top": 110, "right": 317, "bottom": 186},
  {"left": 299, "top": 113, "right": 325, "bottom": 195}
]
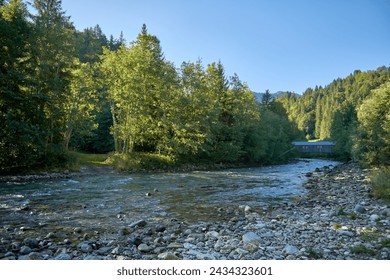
[{"left": 0, "top": 159, "right": 339, "bottom": 238}]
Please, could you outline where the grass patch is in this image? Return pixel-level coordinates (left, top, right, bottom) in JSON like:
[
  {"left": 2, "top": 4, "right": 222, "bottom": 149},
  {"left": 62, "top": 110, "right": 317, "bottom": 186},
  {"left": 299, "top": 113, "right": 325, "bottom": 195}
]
[
  {"left": 307, "top": 247, "right": 323, "bottom": 259},
  {"left": 77, "top": 153, "right": 110, "bottom": 166},
  {"left": 332, "top": 223, "right": 343, "bottom": 230},
  {"left": 370, "top": 167, "right": 390, "bottom": 203},
  {"left": 351, "top": 245, "right": 377, "bottom": 256},
  {"left": 336, "top": 208, "right": 359, "bottom": 220},
  {"left": 337, "top": 208, "right": 348, "bottom": 216},
  {"left": 381, "top": 238, "right": 390, "bottom": 248}
]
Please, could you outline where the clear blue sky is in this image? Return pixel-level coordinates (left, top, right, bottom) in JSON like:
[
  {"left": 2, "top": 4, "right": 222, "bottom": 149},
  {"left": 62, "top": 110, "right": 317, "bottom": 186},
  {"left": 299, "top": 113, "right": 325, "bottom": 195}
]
[{"left": 60, "top": 0, "right": 389, "bottom": 94}]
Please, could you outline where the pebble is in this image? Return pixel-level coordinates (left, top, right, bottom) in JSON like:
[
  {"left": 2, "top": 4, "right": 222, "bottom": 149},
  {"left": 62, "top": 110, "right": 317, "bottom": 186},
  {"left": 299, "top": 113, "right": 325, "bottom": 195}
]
[
  {"left": 45, "top": 232, "right": 57, "bottom": 239},
  {"left": 242, "top": 232, "right": 261, "bottom": 244},
  {"left": 354, "top": 204, "right": 366, "bottom": 214},
  {"left": 167, "top": 243, "right": 183, "bottom": 249},
  {"left": 24, "top": 238, "right": 39, "bottom": 248},
  {"left": 156, "top": 225, "right": 166, "bottom": 233},
  {"left": 74, "top": 227, "right": 82, "bottom": 234},
  {"left": 129, "top": 219, "right": 147, "bottom": 228},
  {"left": 283, "top": 245, "right": 299, "bottom": 255},
  {"left": 19, "top": 246, "right": 32, "bottom": 255},
  {"left": 158, "top": 252, "right": 180, "bottom": 260},
  {"left": 370, "top": 214, "right": 380, "bottom": 221},
  {"left": 54, "top": 253, "right": 72, "bottom": 260},
  {"left": 78, "top": 242, "right": 93, "bottom": 253},
  {"left": 137, "top": 244, "right": 151, "bottom": 253}
]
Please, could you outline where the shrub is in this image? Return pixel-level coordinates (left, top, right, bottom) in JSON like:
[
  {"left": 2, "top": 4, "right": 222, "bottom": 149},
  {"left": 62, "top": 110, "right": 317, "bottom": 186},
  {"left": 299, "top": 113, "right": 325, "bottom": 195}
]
[
  {"left": 107, "top": 152, "right": 177, "bottom": 171},
  {"left": 370, "top": 167, "right": 390, "bottom": 202}
]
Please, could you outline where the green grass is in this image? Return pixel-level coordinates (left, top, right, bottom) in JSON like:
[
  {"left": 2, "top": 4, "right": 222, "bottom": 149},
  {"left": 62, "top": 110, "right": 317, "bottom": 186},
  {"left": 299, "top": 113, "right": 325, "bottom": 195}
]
[
  {"left": 77, "top": 153, "right": 110, "bottom": 166},
  {"left": 351, "top": 245, "right": 377, "bottom": 256},
  {"left": 307, "top": 247, "right": 323, "bottom": 259}
]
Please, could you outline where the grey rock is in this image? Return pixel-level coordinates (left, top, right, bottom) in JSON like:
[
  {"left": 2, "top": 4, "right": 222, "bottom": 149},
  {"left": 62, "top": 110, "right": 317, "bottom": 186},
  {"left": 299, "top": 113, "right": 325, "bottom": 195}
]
[
  {"left": 195, "top": 251, "right": 217, "bottom": 260},
  {"left": 83, "top": 255, "right": 103, "bottom": 260},
  {"left": 63, "top": 239, "right": 72, "bottom": 245},
  {"left": 46, "top": 232, "right": 57, "bottom": 239},
  {"left": 26, "top": 252, "right": 43, "bottom": 260},
  {"left": 337, "top": 230, "right": 354, "bottom": 237},
  {"left": 78, "top": 242, "right": 93, "bottom": 253},
  {"left": 129, "top": 237, "right": 143, "bottom": 246},
  {"left": 158, "top": 252, "right": 180, "bottom": 260},
  {"left": 129, "top": 219, "right": 147, "bottom": 228},
  {"left": 381, "top": 208, "right": 390, "bottom": 217},
  {"left": 260, "top": 232, "right": 274, "bottom": 238},
  {"left": 73, "top": 227, "right": 82, "bottom": 234},
  {"left": 111, "top": 246, "right": 121, "bottom": 255},
  {"left": 206, "top": 231, "right": 219, "bottom": 240},
  {"left": 97, "top": 246, "right": 112, "bottom": 255},
  {"left": 54, "top": 253, "right": 72, "bottom": 260},
  {"left": 235, "top": 248, "right": 249, "bottom": 255},
  {"left": 156, "top": 225, "right": 166, "bottom": 233},
  {"left": 354, "top": 204, "right": 366, "bottom": 214},
  {"left": 11, "top": 241, "right": 21, "bottom": 251},
  {"left": 242, "top": 232, "right": 261, "bottom": 244},
  {"left": 283, "top": 245, "right": 299, "bottom": 255},
  {"left": 137, "top": 243, "right": 151, "bottom": 252},
  {"left": 4, "top": 252, "right": 15, "bottom": 258},
  {"left": 19, "top": 246, "right": 32, "bottom": 255},
  {"left": 370, "top": 214, "right": 380, "bottom": 221},
  {"left": 183, "top": 242, "right": 197, "bottom": 249},
  {"left": 24, "top": 238, "right": 39, "bottom": 248},
  {"left": 167, "top": 243, "right": 183, "bottom": 249}
]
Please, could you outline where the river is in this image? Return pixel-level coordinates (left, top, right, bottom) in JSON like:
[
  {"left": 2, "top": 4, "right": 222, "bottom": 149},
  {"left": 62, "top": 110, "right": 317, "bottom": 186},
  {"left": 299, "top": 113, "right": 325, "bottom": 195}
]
[{"left": 0, "top": 159, "right": 339, "bottom": 237}]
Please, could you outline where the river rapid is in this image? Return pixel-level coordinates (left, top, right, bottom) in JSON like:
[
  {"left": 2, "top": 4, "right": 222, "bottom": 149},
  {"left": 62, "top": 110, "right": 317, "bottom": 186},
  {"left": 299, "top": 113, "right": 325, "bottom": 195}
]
[{"left": 0, "top": 159, "right": 338, "bottom": 237}]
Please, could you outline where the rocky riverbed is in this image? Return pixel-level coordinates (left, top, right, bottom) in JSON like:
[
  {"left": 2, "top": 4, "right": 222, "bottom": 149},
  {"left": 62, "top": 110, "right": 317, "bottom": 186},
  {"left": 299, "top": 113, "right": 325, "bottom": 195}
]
[{"left": 1, "top": 162, "right": 389, "bottom": 260}]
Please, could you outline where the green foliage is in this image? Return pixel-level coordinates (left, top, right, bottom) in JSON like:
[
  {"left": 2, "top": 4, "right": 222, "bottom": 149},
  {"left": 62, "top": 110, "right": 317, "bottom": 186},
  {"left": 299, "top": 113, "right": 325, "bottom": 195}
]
[
  {"left": 98, "top": 29, "right": 296, "bottom": 167},
  {"left": 353, "top": 82, "right": 390, "bottom": 166},
  {"left": 277, "top": 67, "right": 390, "bottom": 161},
  {"left": 100, "top": 27, "right": 180, "bottom": 155},
  {"left": 0, "top": 0, "right": 41, "bottom": 173},
  {"left": 350, "top": 245, "right": 376, "bottom": 256},
  {"left": 107, "top": 152, "right": 177, "bottom": 171},
  {"left": 0, "top": 0, "right": 126, "bottom": 173},
  {"left": 8, "top": 1, "right": 383, "bottom": 174},
  {"left": 370, "top": 167, "right": 390, "bottom": 202}
]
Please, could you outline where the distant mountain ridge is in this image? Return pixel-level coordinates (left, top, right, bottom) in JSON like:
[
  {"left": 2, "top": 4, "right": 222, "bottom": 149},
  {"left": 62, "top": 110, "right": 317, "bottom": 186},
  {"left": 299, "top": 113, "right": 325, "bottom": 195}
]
[{"left": 252, "top": 91, "right": 293, "bottom": 102}]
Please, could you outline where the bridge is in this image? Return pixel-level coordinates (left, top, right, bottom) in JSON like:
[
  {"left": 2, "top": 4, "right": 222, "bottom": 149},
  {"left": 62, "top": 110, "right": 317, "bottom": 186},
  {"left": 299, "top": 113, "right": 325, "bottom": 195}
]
[{"left": 291, "top": 141, "right": 336, "bottom": 154}]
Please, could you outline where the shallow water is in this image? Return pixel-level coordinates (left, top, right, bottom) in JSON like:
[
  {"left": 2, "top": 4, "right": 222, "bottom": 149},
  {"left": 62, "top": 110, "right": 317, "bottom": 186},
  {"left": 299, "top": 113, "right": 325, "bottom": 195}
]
[{"left": 0, "top": 159, "right": 339, "bottom": 235}]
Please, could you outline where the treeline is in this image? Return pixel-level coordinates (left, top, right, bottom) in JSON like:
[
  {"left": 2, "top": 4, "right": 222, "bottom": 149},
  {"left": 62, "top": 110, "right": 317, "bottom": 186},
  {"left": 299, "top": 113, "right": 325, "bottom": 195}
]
[
  {"left": 276, "top": 67, "right": 390, "bottom": 166},
  {"left": 0, "top": 0, "right": 126, "bottom": 174},
  {"left": 99, "top": 24, "right": 300, "bottom": 168},
  {"left": 0, "top": 0, "right": 298, "bottom": 174}
]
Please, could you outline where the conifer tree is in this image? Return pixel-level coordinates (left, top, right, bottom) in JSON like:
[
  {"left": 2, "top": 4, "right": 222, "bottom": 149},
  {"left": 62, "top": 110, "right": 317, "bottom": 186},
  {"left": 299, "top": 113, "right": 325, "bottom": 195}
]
[{"left": 31, "top": 0, "right": 76, "bottom": 163}]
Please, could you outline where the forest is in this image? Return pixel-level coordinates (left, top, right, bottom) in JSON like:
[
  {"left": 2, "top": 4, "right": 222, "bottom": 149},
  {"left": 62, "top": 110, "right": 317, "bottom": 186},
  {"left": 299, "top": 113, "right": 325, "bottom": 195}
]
[
  {"left": 1, "top": 0, "right": 389, "bottom": 196},
  {"left": 0, "top": 0, "right": 300, "bottom": 174}
]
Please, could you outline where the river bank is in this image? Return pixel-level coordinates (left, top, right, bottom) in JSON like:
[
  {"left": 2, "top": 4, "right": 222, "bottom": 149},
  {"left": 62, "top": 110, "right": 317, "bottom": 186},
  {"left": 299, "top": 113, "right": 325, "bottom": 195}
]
[{"left": 1, "top": 162, "right": 389, "bottom": 260}]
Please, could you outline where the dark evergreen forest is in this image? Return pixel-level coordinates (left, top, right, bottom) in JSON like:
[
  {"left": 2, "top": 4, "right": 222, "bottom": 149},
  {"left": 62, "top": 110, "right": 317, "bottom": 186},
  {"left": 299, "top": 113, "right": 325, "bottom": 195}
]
[{"left": 1, "top": 0, "right": 389, "bottom": 190}]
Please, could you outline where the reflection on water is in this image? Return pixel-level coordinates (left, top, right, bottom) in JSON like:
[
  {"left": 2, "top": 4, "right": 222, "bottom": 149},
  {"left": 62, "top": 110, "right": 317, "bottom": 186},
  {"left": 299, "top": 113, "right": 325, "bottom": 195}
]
[{"left": 0, "top": 159, "right": 339, "bottom": 233}]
